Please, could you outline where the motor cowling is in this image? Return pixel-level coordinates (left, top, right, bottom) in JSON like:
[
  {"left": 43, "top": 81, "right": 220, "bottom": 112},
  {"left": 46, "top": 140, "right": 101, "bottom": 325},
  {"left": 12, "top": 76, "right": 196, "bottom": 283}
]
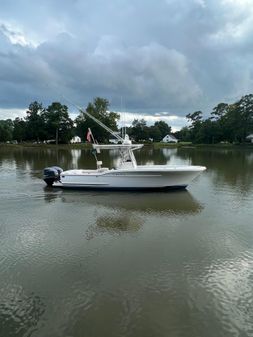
[{"left": 43, "top": 166, "right": 63, "bottom": 186}]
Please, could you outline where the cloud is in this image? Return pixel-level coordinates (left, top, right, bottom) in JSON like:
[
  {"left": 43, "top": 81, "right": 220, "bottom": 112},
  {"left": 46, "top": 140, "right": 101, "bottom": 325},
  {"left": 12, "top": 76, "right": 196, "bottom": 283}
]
[
  {"left": 0, "top": 23, "right": 32, "bottom": 46},
  {"left": 117, "top": 112, "right": 187, "bottom": 132},
  {"left": 0, "top": 28, "right": 201, "bottom": 115},
  {"left": 1, "top": 0, "right": 253, "bottom": 123},
  {"left": 194, "top": 0, "right": 206, "bottom": 8},
  {"left": 0, "top": 108, "right": 26, "bottom": 120}
]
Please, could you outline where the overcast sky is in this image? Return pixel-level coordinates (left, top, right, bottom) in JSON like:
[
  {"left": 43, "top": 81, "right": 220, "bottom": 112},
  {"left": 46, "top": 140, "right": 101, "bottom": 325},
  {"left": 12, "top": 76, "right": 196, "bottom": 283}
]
[{"left": 0, "top": 0, "right": 253, "bottom": 130}]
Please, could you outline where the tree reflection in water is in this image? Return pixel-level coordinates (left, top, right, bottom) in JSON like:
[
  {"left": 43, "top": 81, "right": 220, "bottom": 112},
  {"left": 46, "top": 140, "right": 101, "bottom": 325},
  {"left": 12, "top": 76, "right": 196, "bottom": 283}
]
[{"left": 85, "top": 211, "right": 144, "bottom": 240}]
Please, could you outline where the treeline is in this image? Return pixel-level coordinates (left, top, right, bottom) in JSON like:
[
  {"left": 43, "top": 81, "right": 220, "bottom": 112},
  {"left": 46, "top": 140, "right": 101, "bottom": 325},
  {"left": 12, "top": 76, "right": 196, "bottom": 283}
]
[
  {"left": 0, "top": 101, "right": 73, "bottom": 144},
  {"left": 0, "top": 97, "right": 172, "bottom": 144},
  {"left": 1, "top": 94, "right": 253, "bottom": 144},
  {"left": 175, "top": 94, "right": 253, "bottom": 144}
]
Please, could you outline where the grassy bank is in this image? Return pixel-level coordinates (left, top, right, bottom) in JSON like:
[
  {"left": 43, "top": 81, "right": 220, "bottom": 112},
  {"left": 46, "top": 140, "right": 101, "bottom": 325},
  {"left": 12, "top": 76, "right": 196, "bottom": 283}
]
[
  {"left": 0, "top": 142, "right": 92, "bottom": 150},
  {"left": 153, "top": 142, "right": 253, "bottom": 149}
]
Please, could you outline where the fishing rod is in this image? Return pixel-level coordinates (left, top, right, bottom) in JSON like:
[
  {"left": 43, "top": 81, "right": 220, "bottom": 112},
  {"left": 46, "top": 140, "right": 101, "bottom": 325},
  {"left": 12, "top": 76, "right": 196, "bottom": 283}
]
[{"left": 59, "top": 94, "right": 124, "bottom": 143}]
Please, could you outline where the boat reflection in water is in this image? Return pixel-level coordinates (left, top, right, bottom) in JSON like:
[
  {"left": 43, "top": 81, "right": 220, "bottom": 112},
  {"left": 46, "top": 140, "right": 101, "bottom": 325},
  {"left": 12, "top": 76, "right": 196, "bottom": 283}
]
[
  {"left": 44, "top": 188, "right": 203, "bottom": 215},
  {"left": 43, "top": 188, "right": 203, "bottom": 237}
]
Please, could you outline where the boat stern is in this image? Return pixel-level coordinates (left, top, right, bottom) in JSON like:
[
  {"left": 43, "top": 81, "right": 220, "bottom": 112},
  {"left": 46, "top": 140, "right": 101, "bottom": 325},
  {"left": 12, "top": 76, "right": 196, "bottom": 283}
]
[{"left": 43, "top": 166, "right": 63, "bottom": 186}]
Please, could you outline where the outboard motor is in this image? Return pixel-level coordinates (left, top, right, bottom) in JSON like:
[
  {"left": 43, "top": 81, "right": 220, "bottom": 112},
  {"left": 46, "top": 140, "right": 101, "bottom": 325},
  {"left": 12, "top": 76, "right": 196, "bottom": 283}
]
[{"left": 43, "top": 166, "right": 63, "bottom": 186}]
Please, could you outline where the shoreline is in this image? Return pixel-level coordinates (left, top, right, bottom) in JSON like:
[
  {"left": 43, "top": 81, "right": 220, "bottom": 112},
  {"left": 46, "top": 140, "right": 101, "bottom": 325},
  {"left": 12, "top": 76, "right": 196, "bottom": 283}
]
[{"left": 1, "top": 142, "right": 253, "bottom": 149}]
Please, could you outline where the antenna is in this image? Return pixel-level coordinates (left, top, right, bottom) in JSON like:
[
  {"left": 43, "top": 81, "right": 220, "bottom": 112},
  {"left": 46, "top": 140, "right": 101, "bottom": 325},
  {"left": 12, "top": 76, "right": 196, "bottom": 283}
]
[
  {"left": 120, "top": 96, "right": 124, "bottom": 139},
  {"left": 120, "top": 96, "right": 127, "bottom": 139}
]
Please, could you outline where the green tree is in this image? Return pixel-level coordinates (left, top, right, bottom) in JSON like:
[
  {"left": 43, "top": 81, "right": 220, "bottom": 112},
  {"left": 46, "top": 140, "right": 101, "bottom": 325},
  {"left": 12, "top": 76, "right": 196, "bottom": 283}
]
[
  {"left": 154, "top": 121, "right": 171, "bottom": 139},
  {"left": 43, "top": 102, "right": 74, "bottom": 144},
  {"left": 195, "top": 118, "right": 220, "bottom": 144},
  {"left": 186, "top": 110, "right": 203, "bottom": 125},
  {"left": 75, "top": 97, "right": 120, "bottom": 142},
  {"left": 131, "top": 119, "right": 149, "bottom": 141},
  {"left": 211, "top": 103, "right": 229, "bottom": 121},
  {"left": 13, "top": 118, "right": 26, "bottom": 142},
  {"left": 235, "top": 95, "right": 253, "bottom": 142},
  {"left": 186, "top": 111, "right": 203, "bottom": 143},
  {"left": 175, "top": 126, "right": 192, "bottom": 142},
  {"left": 0, "top": 119, "right": 13, "bottom": 142},
  {"left": 209, "top": 96, "right": 253, "bottom": 143},
  {"left": 149, "top": 125, "right": 162, "bottom": 142},
  {"left": 25, "top": 101, "right": 45, "bottom": 142}
]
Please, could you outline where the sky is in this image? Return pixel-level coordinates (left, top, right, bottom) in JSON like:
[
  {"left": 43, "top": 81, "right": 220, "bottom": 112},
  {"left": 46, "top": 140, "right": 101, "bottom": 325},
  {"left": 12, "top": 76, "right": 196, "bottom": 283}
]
[{"left": 1, "top": 0, "right": 253, "bottom": 130}]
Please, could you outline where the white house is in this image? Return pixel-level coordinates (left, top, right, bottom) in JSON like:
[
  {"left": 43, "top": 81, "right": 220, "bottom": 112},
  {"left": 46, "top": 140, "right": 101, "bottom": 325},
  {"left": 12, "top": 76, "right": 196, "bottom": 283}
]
[
  {"left": 161, "top": 134, "right": 178, "bottom": 143},
  {"left": 109, "top": 131, "right": 120, "bottom": 144},
  {"left": 70, "top": 136, "right": 81, "bottom": 144},
  {"left": 246, "top": 134, "right": 253, "bottom": 143},
  {"left": 109, "top": 138, "right": 119, "bottom": 144}
]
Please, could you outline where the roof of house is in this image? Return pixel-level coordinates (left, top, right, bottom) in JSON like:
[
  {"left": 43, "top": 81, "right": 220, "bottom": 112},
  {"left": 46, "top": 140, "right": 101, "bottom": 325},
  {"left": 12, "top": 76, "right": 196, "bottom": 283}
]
[{"left": 163, "top": 134, "right": 177, "bottom": 140}]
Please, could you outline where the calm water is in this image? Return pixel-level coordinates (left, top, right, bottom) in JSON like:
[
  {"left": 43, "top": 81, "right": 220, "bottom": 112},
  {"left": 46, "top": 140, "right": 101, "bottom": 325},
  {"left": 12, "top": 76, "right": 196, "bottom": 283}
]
[{"left": 1, "top": 145, "right": 253, "bottom": 337}]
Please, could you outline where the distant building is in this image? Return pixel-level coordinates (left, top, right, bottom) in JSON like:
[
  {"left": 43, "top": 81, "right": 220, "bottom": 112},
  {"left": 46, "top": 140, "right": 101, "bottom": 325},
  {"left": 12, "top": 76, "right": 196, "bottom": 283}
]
[
  {"left": 70, "top": 136, "right": 81, "bottom": 144},
  {"left": 109, "top": 138, "right": 119, "bottom": 144},
  {"left": 246, "top": 134, "right": 253, "bottom": 143},
  {"left": 109, "top": 132, "right": 120, "bottom": 144},
  {"left": 43, "top": 139, "right": 55, "bottom": 144},
  {"left": 161, "top": 134, "right": 178, "bottom": 143}
]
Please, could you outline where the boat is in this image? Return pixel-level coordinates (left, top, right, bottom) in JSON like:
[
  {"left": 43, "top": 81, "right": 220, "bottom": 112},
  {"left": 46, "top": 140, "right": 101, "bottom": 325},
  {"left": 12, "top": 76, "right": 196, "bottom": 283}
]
[{"left": 43, "top": 107, "right": 206, "bottom": 191}]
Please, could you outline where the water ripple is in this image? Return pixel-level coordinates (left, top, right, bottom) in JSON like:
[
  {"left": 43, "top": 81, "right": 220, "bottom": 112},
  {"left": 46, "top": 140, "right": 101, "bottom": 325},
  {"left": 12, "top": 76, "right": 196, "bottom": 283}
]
[{"left": 0, "top": 285, "right": 45, "bottom": 337}]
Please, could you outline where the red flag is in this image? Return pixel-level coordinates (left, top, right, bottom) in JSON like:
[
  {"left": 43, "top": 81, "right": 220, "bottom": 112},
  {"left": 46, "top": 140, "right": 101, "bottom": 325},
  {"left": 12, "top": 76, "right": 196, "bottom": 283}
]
[{"left": 86, "top": 128, "right": 92, "bottom": 142}]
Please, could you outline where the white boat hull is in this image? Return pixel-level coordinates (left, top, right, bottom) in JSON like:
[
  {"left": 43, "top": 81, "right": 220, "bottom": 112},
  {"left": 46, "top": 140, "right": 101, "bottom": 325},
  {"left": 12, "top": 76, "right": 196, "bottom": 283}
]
[{"left": 52, "top": 165, "right": 206, "bottom": 190}]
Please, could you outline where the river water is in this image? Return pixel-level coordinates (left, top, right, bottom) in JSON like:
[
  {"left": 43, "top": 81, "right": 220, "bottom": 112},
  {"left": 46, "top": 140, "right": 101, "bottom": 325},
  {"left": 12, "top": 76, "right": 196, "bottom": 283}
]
[{"left": 1, "top": 145, "right": 253, "bottom": 337}]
